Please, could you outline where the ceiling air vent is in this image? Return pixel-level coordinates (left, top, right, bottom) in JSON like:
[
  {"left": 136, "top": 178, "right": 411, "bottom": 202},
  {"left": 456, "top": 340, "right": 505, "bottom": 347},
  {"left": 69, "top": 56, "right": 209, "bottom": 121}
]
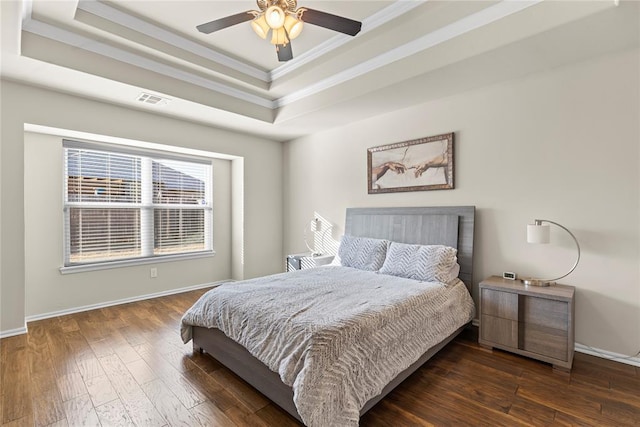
[{"left": 136, "top": 92, "right": 170, "bottom": 106}]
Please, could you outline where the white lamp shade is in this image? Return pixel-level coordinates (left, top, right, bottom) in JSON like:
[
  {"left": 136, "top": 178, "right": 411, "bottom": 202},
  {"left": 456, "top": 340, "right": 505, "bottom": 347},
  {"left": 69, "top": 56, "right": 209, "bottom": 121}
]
[
  {"left": 284, "top": 15, "right": 303, "bottom": 39},
  {"left": 265, "top": 5, "right": 285, "bottom": 29},
  {"left": 251, "top": 14, "right": 270, "bottom": 39},
  {"left": 527, "top": 223, "right": 550, "bottom": 244}
]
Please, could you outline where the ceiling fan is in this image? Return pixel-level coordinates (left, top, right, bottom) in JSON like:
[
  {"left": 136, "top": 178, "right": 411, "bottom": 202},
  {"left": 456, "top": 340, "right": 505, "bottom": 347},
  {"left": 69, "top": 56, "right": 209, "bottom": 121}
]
[{"left": 196, "top": 0, "right": 362, "bottom": 62}]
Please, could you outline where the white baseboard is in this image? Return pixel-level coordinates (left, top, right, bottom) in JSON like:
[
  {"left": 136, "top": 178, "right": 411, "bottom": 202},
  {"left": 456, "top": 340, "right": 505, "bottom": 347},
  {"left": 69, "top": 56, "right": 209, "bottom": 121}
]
[
  {"left": 0, "top": 326, "right": 28, "bottom": 339},
  {"left": 574, "top": 343, "right": 640, "bottom": 368},
  {"left": 24, "top": 281, "right": 225, "bottom": 323},
  {"left": 472, "top": 317, "right": 640, "bottom": 367}
]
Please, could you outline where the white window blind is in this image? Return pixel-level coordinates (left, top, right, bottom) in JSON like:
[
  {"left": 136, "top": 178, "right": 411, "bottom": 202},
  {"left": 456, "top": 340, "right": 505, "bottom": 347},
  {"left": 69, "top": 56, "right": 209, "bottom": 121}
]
[{"left": 63, "top": 141, "right": 212, "bottom": 266}]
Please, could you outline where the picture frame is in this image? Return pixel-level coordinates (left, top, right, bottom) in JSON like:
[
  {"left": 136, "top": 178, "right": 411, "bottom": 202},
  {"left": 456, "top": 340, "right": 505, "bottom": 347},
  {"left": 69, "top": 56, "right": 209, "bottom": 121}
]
[{"left": 367, "top": 132, "right": 454, "bottom": 194}]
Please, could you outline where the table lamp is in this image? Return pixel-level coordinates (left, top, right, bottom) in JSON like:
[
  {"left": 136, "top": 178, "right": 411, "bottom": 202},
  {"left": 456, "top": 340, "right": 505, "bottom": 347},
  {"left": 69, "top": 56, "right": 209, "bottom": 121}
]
[
  {"left": 523, "top": 219, "right": 580, "bottom": 287},
  {"left": 304, "top": 217, "right": 331, "bottom": 256}
]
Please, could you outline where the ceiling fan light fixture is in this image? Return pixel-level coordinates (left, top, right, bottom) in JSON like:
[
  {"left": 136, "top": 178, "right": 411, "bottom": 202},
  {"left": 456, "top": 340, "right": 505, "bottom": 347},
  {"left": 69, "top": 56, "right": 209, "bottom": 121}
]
[
  {"left": 251, "top": 14, "right": 270, "bottom": 39},
  {"left": 270, "top": 26, "right": 289, "bottom": 45},
  {"left": 283, "top": 14, "right": 303, "bottom": 40},
  {"left": 265, "top": 5, "right": 285, "bottom": 29},
  {"left": 196, "top": 0, "right": 362, "bottom": 61}
]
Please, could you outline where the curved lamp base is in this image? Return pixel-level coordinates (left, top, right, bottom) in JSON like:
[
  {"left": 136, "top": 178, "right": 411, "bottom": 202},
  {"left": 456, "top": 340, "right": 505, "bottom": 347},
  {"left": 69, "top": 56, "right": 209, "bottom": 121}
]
[
  {"left": 521, "top": 278, "right": 554, "bottom": 287},
  {"left": 525, "top": 219, "right": 580, "bottom": 286}
]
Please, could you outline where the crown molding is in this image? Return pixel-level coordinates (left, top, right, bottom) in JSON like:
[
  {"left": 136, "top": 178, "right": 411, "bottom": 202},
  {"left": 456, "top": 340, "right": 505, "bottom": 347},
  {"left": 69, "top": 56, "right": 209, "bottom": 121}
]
[
  {"left": 18, "top": 0, "right": 554, "bottom": 113},
  {"left": 274, "top": 0, "right": 543, "bottom": 107},
  {"left": 76, "top": 0, "right": 270, "bottom": 82},
  {"left": 269, "top": 0, "right": 426, "bottom": 81},
  {"left": 78, "top": 0, "right": 423, "bottom": 84},
  {"left": 21, "top": 17, "right": 276, "bottom": 109}
]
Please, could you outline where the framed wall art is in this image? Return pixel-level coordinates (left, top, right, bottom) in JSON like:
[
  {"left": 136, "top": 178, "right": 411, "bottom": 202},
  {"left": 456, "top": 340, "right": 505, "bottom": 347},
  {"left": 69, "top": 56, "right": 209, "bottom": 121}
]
[{"left": 367, "top": 132, "right": 454, "bottom": 194}]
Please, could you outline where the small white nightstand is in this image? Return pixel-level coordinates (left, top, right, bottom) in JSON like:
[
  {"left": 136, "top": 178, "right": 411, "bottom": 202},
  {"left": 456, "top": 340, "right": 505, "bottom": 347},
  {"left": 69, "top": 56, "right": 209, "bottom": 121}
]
[
  {"left": 286, "top": 253, "right": 335, "bottom": 271},
  {"left": 478, "top": 275, "right": 575, "bottom": 371}
]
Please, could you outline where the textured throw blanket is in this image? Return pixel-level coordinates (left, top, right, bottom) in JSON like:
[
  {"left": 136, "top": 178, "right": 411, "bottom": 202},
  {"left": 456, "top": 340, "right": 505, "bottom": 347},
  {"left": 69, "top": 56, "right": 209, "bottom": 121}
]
[{"left": 181, "top": 266, "right": 475, "bottom": 426}]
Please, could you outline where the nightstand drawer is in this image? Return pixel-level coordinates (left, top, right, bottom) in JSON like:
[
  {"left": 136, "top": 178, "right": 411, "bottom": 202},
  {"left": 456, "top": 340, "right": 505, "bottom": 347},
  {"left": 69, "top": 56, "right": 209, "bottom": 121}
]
[
  {"left": 521, "top": 323, "right": 568, "bottom": 361},
  {"left": 481, "top": 314, "right": 518, "bottom": 348},
  {"left": 481, "top": 288, "right": 518, "bottom": 320},
  {"left": 479, "top": 276, "right": 575, "bottom": 370},
  {"left": 521, "top": 297, "right": 568, "bottom": 330}
]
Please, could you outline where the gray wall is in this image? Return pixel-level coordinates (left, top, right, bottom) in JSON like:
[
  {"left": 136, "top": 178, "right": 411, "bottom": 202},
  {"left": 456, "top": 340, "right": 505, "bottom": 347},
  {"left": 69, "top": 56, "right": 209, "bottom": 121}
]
[
  {"left": 0, "top": 80, "right": 283, "bottom": 332},
  {"left": 283, "top": 49, "right": 640, "bottom": 356}
]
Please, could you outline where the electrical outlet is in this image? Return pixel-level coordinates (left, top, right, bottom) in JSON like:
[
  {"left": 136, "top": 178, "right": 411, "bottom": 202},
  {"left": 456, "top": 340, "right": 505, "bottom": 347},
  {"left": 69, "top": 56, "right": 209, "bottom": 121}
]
[{"left": 150, "top": 267, "right": 157, "bottom": 278}]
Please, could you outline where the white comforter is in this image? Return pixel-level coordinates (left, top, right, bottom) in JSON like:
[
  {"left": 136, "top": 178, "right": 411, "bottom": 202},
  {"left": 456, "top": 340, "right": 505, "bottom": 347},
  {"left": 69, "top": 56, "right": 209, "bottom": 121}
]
[{"left": 181, "top": 266, "right": 475, "bottom": 426}]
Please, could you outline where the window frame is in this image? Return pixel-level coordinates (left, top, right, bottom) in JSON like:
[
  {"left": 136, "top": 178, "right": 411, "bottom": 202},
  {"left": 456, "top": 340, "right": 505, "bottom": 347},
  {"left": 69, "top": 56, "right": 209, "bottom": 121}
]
[{"left": 60, "top": 139, "right": 215, "bottom": 274}]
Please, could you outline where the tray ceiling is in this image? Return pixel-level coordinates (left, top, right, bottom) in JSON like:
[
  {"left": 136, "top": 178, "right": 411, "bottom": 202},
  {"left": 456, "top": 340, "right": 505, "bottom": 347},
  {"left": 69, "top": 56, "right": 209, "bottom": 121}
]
[{"left": 1, "top": 0, "right": 638, "bottom": 140}]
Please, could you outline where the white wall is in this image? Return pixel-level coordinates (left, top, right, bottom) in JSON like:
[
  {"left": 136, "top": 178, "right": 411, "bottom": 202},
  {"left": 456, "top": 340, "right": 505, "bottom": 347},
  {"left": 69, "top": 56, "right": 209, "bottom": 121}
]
[
  {"left": 283, "top": 49, "right": 640, "bottom": 356},
  {"left": 23, "top": 132, "right": 232, "bottom": 316},
  {"left": 0, "top": 80, "right": 283, "bottom": 332}
]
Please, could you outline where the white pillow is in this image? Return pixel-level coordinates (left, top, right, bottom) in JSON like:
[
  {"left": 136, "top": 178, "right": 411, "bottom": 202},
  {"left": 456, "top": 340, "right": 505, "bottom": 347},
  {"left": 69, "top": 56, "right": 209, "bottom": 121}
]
[
  {"left": 337, "top": 235, "right": 389, "bottom": 271},
  {"left": 379, "top": 242, "right": 458, "bottom": 283}
]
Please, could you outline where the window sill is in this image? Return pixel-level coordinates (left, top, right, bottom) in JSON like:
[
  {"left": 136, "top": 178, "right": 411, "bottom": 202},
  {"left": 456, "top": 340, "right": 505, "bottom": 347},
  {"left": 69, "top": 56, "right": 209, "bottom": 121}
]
[{"left": 59, "top": 251, "right": 216, "bottom": 275}]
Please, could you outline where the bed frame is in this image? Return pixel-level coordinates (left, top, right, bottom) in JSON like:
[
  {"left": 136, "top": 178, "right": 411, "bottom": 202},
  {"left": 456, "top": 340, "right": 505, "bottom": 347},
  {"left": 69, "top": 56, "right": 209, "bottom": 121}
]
[{"left": 192, "top": 206, "right": 475, "bottom": 423}]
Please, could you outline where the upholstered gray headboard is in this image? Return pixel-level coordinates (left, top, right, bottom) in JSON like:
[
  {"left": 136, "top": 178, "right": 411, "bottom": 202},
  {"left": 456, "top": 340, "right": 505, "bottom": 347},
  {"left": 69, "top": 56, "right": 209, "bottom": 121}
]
[{"left": 344, "top": 206, "right": 475, "bottom": 290}]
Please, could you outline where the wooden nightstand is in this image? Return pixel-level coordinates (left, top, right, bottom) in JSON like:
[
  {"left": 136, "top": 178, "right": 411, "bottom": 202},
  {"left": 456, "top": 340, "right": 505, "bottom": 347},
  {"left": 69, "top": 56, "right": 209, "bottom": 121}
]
[
  {"left": 286, "top": 253, "right": 335, "bottom": 272},
  {"left": 478, "top": 275, "right": 575, "bottom": 371}
]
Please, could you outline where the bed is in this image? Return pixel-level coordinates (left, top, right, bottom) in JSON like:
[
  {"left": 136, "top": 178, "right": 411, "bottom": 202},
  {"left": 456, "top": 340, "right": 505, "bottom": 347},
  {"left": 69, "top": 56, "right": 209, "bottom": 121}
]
[{"left": 181, "top": 206, "right": 476, "bottom": 426}]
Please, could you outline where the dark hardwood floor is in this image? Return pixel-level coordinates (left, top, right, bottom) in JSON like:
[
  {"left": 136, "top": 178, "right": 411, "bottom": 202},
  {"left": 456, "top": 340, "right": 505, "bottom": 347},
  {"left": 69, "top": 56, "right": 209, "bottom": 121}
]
[{"left": 1, "top": 287, "right": 639, "bottom": 426}]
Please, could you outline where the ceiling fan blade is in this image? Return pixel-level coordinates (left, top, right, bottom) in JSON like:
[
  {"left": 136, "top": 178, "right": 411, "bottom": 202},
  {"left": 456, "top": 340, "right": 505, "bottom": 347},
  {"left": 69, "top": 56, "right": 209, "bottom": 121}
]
[
  {"left": 277, "top": 43, "right": 293, "bottom": 62},
  {"left": 300, "top": 8, "right": 362, "bottom": 36},
  {"left": 196, "top": 12, "right": 254, "bottom": 34}
]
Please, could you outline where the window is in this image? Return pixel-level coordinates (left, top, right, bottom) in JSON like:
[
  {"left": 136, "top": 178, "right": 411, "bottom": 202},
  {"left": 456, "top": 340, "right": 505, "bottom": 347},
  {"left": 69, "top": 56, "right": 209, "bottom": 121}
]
[{"left": 63, "top": 140, "right": 212, "bottom": 267}]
